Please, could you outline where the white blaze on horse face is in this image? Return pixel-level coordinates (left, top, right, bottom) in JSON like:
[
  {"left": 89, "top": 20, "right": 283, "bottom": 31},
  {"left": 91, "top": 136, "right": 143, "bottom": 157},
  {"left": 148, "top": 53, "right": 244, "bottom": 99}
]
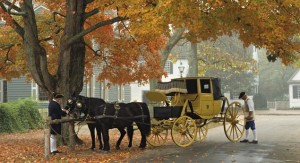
[
  {"left": 80, "top": 113, "right": 85, "bottom": 118},
  {"left": 67, "top": 99, "right": 73, "bottom": 104}
]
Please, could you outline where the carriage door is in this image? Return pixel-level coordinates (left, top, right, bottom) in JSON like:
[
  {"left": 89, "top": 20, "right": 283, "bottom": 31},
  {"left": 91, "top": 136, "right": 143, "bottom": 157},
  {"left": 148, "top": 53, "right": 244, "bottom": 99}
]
[{"left": 199, "top": 79, "right": 213, "bottom": 116}]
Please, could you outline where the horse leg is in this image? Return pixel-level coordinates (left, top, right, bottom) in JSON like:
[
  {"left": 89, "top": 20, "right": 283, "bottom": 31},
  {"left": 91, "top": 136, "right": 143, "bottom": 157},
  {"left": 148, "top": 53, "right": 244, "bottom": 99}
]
[
  {"left": 127, "top": 124, "right": 134, "bottom": 148},
  {"left": 87, "top": 123, "right": 95, "bottom": 151},
  {"left": 115, "top": 127, "right": 126, "bottom": 150},
  {"left": 137, "top": 124, "right": 147, "bottom": 149},
  {"left": 95, "top": 125, "right": 103, "bottom": 150},
  {"left": 101, "top": 123, "right": 110, "bottom": 151}
]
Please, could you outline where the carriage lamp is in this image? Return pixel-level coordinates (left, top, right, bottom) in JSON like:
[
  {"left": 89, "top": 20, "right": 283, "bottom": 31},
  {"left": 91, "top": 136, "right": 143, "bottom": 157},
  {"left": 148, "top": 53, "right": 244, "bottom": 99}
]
[{"left": 178, "top": 62, "right": 185, "bottom": 78}]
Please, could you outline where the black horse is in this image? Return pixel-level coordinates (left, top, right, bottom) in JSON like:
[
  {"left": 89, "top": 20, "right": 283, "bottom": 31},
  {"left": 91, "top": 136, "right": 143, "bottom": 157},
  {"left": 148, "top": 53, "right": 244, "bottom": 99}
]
[
  {"left": 66, "top": 95, "right": 134, "bottom": 151},
  {"left": 70, "top": 96, "right": 151, "bottom": 151}
]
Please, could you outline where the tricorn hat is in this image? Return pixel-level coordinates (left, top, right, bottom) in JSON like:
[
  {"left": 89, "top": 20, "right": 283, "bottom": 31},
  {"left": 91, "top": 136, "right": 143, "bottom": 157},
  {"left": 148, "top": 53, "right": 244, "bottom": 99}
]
[
  {"left": 53, "top": 92, "right": 64, "bottom": 99},
  {"left": 239, "top": 92, "right": 245, "bottom": 99}
]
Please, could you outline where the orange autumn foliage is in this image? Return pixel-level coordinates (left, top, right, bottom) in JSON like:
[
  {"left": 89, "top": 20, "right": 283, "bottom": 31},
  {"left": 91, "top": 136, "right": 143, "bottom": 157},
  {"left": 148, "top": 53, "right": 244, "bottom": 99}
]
[
  {"left": 0, "top": 0, "right": 299, "bottom": 87},
  {"left": 0, "top": 0, "right": 166, "bottom": 85}
]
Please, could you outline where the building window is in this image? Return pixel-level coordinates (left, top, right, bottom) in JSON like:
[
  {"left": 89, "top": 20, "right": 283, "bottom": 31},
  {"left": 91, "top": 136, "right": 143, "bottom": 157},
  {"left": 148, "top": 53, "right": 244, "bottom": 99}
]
[
  {"left": 293, "top": 85, "right": 300, "bottom": 99},
  {"left": 32, "top": 82, "right": 48, "bottom": 101},
  {"left": 164, "top": 60, "right": 173, "bottom": 74},
  {"left": 38, "top": 88, "right": 49, "bottom": 101}
]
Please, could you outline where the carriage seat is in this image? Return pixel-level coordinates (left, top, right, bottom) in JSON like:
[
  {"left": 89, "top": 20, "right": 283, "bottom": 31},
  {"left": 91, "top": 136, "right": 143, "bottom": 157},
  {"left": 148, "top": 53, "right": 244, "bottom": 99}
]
[{"left": 145, "top": 91, "right": 170, "bottom": 106}]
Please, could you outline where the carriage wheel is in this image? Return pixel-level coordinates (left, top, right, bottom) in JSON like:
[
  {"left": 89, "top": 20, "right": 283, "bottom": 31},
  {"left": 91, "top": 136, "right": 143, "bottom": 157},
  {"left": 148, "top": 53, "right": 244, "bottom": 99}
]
[
  {"left": 195, "top": 120, "right": 208, "bottom": 142},
  {"left": 146, "top": 119, "right": 169, "bottom": 147},
  {"left": 171, "top": 116, "right": 197, "bottom": 147},
  {"left": 223, "top": 101, "right": 245, "bottom": 142}
]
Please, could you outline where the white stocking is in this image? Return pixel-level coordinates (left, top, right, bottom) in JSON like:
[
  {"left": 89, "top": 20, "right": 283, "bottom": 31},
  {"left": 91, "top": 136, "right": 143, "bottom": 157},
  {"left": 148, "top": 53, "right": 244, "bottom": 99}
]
[
  {"left": 244, "top": 129, "right": 249, "bottom": 140},
  {"left": 252, "top": 129, "right": 257, "bottom": 141},
  {"left": 50, "top": 134, "right": 57, "bottom": 152}
]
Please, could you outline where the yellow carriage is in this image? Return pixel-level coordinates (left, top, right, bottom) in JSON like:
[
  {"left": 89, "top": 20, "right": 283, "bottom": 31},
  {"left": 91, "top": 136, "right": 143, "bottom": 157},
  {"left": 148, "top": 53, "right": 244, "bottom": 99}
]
[{"left": 145, "top": 77, "right": 245, "bottom": 147}]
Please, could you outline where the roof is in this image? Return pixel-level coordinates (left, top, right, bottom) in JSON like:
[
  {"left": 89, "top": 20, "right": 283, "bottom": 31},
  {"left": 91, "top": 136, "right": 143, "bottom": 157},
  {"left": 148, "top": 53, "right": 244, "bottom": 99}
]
[
  {"left": 288, "top": 70, "right": 300, "bottom": 84},
  {"left": 171, "top": 77, "right": 219, "bottom": 81}
]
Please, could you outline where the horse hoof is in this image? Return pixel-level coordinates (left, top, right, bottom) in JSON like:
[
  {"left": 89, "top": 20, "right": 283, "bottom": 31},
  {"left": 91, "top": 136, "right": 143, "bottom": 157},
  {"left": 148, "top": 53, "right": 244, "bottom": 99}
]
[
  {"left": 116, "top": 147, "right": 120, "bottom": 150},
  {"left": 139, "top": 146, "right": 146, "bottom": 150},
  {"left": 89, "top": 148, "right": 95, "bottom": 151},
  {"left": 100, "top": 150, "right": 109, "bottom": 153}
]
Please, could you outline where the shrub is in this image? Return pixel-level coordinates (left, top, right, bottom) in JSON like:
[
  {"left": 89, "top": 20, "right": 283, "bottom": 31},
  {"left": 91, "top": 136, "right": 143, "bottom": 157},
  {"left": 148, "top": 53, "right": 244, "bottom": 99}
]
[
  {"left": 253, "top": 93, "right": 267, "bottom": 110},
  {"left": 0, "top": 104, "right": 22, "bottom": 133},
  {"left": 0, "top": 99, "right": 43, "bottom": 133}
]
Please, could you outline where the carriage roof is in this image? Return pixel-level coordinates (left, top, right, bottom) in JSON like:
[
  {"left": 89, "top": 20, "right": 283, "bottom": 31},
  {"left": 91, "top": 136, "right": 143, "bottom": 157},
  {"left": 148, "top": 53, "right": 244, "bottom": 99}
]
[{"left": 155, "top": 77, "right": 222, "bottom": 100}]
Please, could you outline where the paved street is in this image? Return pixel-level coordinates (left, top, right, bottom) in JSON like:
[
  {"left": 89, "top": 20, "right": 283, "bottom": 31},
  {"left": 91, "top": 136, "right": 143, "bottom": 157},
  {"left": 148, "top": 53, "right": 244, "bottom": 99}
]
[{"left": 129, "top": 111, "right": 300, "bottom": 163}]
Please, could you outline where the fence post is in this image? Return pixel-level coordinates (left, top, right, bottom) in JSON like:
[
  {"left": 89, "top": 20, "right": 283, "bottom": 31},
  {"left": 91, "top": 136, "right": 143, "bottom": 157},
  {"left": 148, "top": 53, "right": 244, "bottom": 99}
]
[
  {"left": 44, "top": 117, "right": 51, "bottom": 160},
  {"left": 68, "top": 116, "right": 75, "bottom": 150}
]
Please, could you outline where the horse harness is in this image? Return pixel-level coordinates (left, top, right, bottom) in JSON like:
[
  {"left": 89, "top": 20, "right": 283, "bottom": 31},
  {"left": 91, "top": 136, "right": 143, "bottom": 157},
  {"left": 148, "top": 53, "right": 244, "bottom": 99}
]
[{"left": 94, "top": 102, "right": 148, "bottom": 122}]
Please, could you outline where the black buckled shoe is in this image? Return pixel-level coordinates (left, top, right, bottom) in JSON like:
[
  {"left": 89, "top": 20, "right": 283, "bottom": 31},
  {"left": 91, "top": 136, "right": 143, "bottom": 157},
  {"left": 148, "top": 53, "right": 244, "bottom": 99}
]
[
  {"left": 240, "top": 139, "right": 249, "bottom": 143},
  {"left": 51, "top": 150, "right": 61, "bottom": 154},
  {"left": 249, "top": 140, "right": 258, "bottom": 144}
]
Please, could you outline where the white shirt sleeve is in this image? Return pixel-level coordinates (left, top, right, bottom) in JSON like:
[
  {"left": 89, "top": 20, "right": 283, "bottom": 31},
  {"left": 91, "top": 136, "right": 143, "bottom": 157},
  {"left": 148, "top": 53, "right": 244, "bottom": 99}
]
[{"left": 247, "top": 99, "right": 254, "bottom": 112}]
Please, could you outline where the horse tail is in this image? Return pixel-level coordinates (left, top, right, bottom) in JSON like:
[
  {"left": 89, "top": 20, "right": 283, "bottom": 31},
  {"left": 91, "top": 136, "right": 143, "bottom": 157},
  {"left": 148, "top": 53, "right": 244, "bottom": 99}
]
[{"left": 140, "top": 102, "right": 151, "bottom": 136}]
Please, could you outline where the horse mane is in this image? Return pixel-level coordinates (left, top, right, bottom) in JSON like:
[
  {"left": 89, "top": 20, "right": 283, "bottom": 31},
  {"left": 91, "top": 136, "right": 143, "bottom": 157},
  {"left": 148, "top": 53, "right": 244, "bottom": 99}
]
[{"left": 78, "top": 95, "right": 106, "bottom": 117}]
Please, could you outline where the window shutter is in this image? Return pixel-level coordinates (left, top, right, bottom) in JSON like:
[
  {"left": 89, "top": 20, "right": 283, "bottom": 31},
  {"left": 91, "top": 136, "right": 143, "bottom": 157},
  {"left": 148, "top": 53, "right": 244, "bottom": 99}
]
[
  {"left": 293, "top": 85, "right": 298, "bottom": 99},
  {"left": 170, "top": 62, "right": 173, "bottom": 74}
]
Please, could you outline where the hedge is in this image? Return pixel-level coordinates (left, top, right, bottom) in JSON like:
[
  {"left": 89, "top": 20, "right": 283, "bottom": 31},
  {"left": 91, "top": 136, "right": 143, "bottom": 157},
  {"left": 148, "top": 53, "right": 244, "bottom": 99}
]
[{"left": 0, "top": 98, "right": 43, "bottom": 133}]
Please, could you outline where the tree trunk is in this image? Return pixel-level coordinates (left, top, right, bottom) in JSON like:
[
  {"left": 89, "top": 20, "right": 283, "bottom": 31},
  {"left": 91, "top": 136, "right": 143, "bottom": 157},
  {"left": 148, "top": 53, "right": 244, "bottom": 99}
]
[
  {"left": 21, "top": 0, "right": 87, "bottom": 145},
  {"left": 57, "top": 0, "right": 86, "bottom": 145},
  {"left": 188, "top": 43, "right": 198, "bottom": 77},
  {"left": 150, "top": 28, "right": 185, "bottom": 90}
]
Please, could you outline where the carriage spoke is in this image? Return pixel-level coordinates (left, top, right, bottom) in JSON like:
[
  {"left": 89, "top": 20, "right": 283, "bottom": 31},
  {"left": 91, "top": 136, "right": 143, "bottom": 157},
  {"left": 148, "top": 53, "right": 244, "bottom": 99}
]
[
  {"left": 234, "top": 106, "right": 239, "bottom": 116},
  {"left": 185, "top": 133, "right": 192, "bottom": 141},
  {"left": 236, "top": 125, "right": 243, "bottom": 135},
  {"left": 196, "top": 124, "right": 208, "bottom": 142},
  {"left": 231, "top": 126, "right": 235, "bottom": 139},
  {"left": 226, "top": 124, "right": 232, "bottom": 134},
  {"left": 234, "top": 126, "right": 239, "bottom": 140}
]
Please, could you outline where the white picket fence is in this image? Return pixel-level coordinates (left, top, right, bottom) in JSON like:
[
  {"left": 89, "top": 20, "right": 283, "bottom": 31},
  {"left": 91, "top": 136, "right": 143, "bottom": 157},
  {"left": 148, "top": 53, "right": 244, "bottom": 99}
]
[{"left": 267, "top": 101, "right": 290, "bottom": 110}]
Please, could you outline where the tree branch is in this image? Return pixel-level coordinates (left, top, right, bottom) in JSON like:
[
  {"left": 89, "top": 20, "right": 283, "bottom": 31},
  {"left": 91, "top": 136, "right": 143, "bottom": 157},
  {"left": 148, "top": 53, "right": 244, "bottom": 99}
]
[
  {"left": 2, "top": 0, "right": 26, "bottom": 16},
  {"left": 198, "top": 56, "right": 225, "bottom": 65},
  {"left": 5, "top": 45, "right": 15, "bottom": 64},
  {"left": 84, "top": 0, "right": 95, "bottom": 5},
  {"left": 84, "top": 41, "right": 110, "bottom": 65},
  {"left": 53, "top": 11, "right": 66, "bottom": 21},
  {"left": 39, "top": 36, "right": 53, "bottom": 43},
  {"left": 67, "top": 16, "right": 127, "bottom": 46},
  {"left": 85, "top": 41, "right": 101, "bottom": 57},
  {"left": 2, "top": 0, "right": 22, "bottom": 12},
  {"left": 83, "top": 8, "right": 99, "bottom": 20},
  {"left": 160, "top": 28, "right": 185, "bottom": 66},
  {"left": 0, "top": 3, "right": 25, "bottom": 39}
]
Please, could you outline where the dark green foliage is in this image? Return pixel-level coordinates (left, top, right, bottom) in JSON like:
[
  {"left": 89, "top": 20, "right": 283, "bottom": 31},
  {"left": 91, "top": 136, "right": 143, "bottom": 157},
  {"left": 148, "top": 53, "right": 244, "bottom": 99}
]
[
  {"left": 0, "top": 99, "right": 43, "bottom": 133},
  {"left": 253, "top": 93, "right": 267, "bottom": 110}
]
